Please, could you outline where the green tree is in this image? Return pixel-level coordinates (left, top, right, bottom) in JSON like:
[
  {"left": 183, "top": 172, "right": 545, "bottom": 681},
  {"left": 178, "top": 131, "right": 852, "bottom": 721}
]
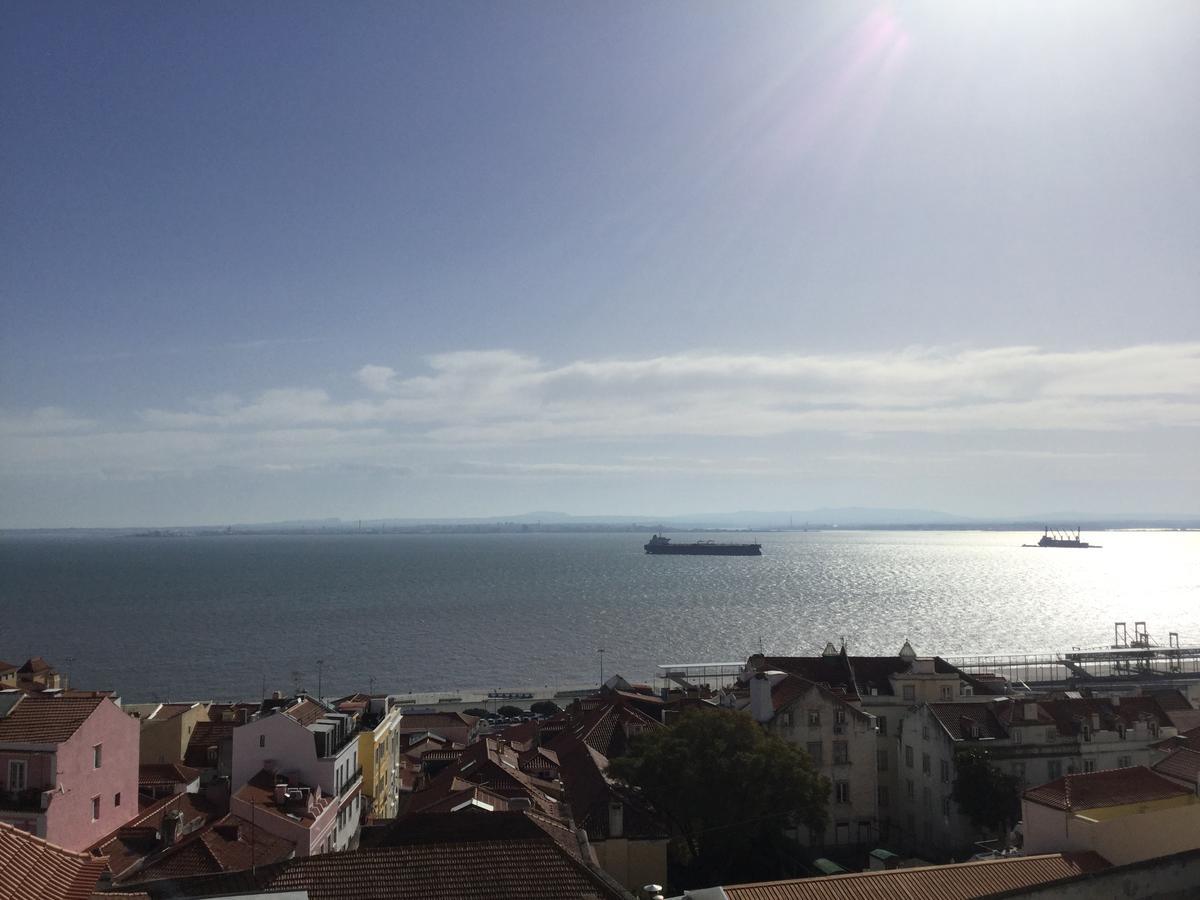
[
  {"left": 951, "top": 748, "right": 1021, "bottom": 838},
  {"left": 608, "top": 708, "right": 828, "bottom": 886},
  {"left": 497, "top": 705, "right": 524, "bottom": 717},
  {"left": 530, "top": 700, "right": 561, "bottom": 716},
  {"left": 463, "top": 708, "right": 489, "bottom": 717}
]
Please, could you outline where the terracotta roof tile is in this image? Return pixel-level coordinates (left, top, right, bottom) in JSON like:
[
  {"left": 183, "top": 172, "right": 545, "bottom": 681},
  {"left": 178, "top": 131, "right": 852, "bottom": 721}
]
[
  {"left": 0, "top": 695, "right": 105, "bottom": 744},
  {"left": 284, "top": 698, "right": 328, "bottom": 726},
  {"left": 1024, "top": 766, "right": 1190, "bottom": 811},
  {"left": 89, "top": 792, "right": 220, "bottom": 881},
  {"left": 138, "top": 763, "right": 202, "bottom": 788},
  {"left": 183, "top": 720, "right": 233, "bottom": 768},
  {"left": 1151, "top": 747, "right": 1200, "bottom": 786},
  {"left": 124, "top": 814, "right": 294, "bottom": 885},
  {"left": 146, "top": 703, "right": 195, "bottom": 722},
  {"left": 0, "top": 821, "right": 106, "bottom": 900},
  {"left": 722, "top": 853, "right": 1108, "bottom": 900},
  {"left": 928, "top": 702, "right": 1009, "bottom": 741}
]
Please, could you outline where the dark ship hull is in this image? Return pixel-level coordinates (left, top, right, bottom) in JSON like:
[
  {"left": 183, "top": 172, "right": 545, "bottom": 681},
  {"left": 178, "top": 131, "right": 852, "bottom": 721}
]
[
  {"left": 1026, "top": 527, "right": 1099, "bottom": 548},
  {"left": 644, "top": 534, "right": 762, "bottom": 556}
]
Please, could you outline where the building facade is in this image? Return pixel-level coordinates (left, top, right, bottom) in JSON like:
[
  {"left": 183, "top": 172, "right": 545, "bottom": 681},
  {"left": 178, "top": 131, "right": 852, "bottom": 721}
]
[{"left": 0, "top": 695, "right": 139, "bottom": 851}]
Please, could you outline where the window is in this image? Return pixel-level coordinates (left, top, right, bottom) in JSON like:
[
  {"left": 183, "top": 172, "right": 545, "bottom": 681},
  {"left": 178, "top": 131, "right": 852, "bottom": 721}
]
[
  {"left": 1013, "top": 762, "right": 1026, "bottom": 780},
  {"left": 807, "top": 710, "right": 821, "bottom": 727},
  {"left": 1082, "top": 725, "right": 1092, "bottom": 743},
  {"left": 778, "top": 711, "right": 792, "bottom": 727},
  {"left": 1083, "top": 759, "right": 1096, "bottom": 773},
  {"left": 259, "top": 735, "right": 266, "bottom": 748},
  {"left": 1046, "top": 728, "right": 1057, "bottom": 742},
  {"left": 834, "top": 780, "right": 850, "bottom": 804},
  {"left": 902, "top": 685, "right": 916, "bottom": 702},
  {"left": 905, "top": 746, "right": 913, "bottom": 768},
  {"left": 806, "top": 741, "right": 824, "bottom": 765},
  {"left": 940, "top": 759, "right": 950, "bottom": 783},
  {"left": 114, "top": 792, "right": 121, "bottom": 807},
  {"left": 877, "top": 716, "right": 888, "bottom": 736},
  {"left": 921, "top": 724, "right": 929, "bottom": 741},
  {"left": 91, "top": 796, "right": 101, "bottom": 821},
  {"left": 941, "top": 796, "right": 951, "bottom": 817},
  {"left": 1048, "top": 759, "right": 1063, "bottom": 780},
  {"left": 877, "top": 785, "right": 889, "bottom": 807},
  {"left": 921, "top": 753, "right": 931, "bottom": 775},
  {"left": 1118, "top": 755, "right": 1132, "bottom": 768},
  {"left": 940, "top": 686, "right": 953, "bottom": 700},
  {"left": 833, "top": 741, "right": 849, "bottom": 765},
  {"left": 835, "top": 707, "right": 847, "bottom": 725},
  {"left": 93, "top": 744, "right": 102, "bottom": 768},
  {"left": 877, "top": 749, "right": 888, "bottom": 772},
  {"left": 7, "top": 760, "right": 27, "bottom": 791},
  {"left": 906, "top": 778, "right": 915, "bottom": 800},
  {"left": 1012, "top": 728, "right": 1022, "bottom": 744}
]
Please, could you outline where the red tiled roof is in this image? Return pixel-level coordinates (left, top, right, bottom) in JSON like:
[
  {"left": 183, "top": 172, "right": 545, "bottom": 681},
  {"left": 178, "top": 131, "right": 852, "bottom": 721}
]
[
  {"left": 1151, "top": 747, "right": 1200, "bottom": 786},
  {"left": 233, "top": 770, "right": 333, "bottom": 829},
  {"left": 0, "top": 661, "right": 17, "bottom": 673},
  {"left": 146, "top": 703, "right": 195, "bottom": 722},
  {"left": 722, "top": 853, "right": 1108, "bottom": 900},
  {"left": 183, "top": 720, "right": 233, "bottom": 768},
  {"left": 0, "top": 821, "right": 106, "bottom": 900},
  {"left": 284, "top": 697, "right": 328, "bottom": 726},
  {"left": 398, "top": 712, "right": 479, "bottom": 732},
  {"left": 18, "top": 657, "right": 55, "bottom": 674},
  {"left": 89, "top": 792, "right": 220, "bottom": 881},
  {"left": 124, "top": 814, "right": 294, "bottom": 885},
  {"left": 138, "top": 763, "right": 202, "bottom": 787},
  {"left": 1151, "top": 723, "right": 1200, "bottom": 753},
  {"left": 1024, "top": 766, "right": 1190, "bottom": 811},
  {"left": 928, "top": 702, "right": 1009, "bottom": 740},
  {"left": 0, "top": 695, "right": 105, "bottom": 744}
]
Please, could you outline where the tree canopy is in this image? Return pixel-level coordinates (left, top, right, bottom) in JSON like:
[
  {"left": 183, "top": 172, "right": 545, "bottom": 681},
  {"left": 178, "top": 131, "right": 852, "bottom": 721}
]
[
  {"left": 530, "top": 700, "right": 562, "bottom": 716},
  {"left": 497, "top": 705, "right": 524, "bottom": 717},
  {"left": 608, "top": 708, "right": 828, "bottom": 886},
  {"left": 952, "top": 748, "right": 1021, "bottom": 836}
]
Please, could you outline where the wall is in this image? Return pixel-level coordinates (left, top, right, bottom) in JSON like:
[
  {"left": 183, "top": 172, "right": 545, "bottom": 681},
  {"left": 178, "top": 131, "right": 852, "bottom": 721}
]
[
  {"left": 1023, "top": 796, "right": 1200, "bottom": 865},
  {"left": 46, "top": 699, "right": 139, "bottom": 851},
  {"left": 592, "top": 836, "right": 668, "bottom": 892},
  {"left": 138, "top": 704, "right": 210, "bottom": 765}
]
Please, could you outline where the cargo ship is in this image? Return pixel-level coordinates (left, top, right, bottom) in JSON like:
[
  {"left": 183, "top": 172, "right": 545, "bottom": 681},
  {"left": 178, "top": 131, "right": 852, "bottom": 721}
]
[
  {"left": 643, "top": 534, "right": 762, "bottom": 556},
  {"left": 1025, "top": 527, "right": 1100, "bottom": 549}
]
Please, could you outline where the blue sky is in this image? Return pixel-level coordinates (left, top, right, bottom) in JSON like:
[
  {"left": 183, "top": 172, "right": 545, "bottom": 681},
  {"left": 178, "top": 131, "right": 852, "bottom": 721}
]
[{"left": 2, "top": 1, "right": 1198, "bottom": 527}]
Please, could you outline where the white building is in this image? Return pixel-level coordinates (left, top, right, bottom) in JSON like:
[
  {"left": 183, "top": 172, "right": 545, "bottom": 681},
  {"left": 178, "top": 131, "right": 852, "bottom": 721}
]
[
  {"left": 742, "top": 671, "right": 879, "bottom": 848},
  {"left": 231, "top": 697, "right": 363, "bottom": 853}
]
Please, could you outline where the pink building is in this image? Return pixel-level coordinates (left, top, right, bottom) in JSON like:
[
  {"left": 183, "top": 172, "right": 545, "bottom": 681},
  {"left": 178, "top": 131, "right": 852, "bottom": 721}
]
[{"left": 0, "top": 693, "right": 139, "bottom": 851}]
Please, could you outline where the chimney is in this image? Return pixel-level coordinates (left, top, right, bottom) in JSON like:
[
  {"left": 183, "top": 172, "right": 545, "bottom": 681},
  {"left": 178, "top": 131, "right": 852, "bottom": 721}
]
[
  {"left": 161, "top": 809, "right": 184, "bottom": 846},
  {"left": 642, "top": 886, "right": 665, "bottom": 900},
  {"left": 274, "top": 783, "right": 288, "bottom": 805},
  {"left": 750, "top": 674, "right": 775, "bottom": 724},
  {"left": 608, "top": 801, "right": 624, "bottom": 839}
]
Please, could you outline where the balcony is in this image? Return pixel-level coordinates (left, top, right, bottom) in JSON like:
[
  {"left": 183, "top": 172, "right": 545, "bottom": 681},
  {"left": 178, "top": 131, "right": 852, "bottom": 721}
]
[
  {"left": 338, "top": 768, "right": 363, "bottom": 799},
  {"left": 0, "top": 787, "right": 52, "bottom": 813}
]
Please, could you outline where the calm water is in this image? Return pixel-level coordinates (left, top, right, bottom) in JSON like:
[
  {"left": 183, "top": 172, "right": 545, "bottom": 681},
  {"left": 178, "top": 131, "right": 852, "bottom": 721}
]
[{"left": 1, "top": 531, "right": 1197, "bottom": 702}]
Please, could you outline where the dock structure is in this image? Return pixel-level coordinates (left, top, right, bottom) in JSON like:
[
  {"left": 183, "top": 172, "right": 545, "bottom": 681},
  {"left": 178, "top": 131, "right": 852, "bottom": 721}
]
[
  {"left": 947, "top": 622, "right": 1200, "bottom": 690},
  {"left": 655, "top": 662, "right": 745, "bottom": 694}
]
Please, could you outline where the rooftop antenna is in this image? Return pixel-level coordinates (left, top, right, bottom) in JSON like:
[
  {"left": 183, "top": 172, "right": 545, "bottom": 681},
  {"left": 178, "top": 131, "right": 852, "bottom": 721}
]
[
  {"left": 317, "top": 659, "right": 325, "bottom": 702},
  {"left": 597, "top": 647, "right": 606, "bottom": 686}
]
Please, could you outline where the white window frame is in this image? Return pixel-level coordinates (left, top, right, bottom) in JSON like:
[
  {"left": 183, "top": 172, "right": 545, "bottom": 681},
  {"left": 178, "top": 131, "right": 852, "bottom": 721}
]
[{"left": 8, "top": 759, "right": 27, "bottom": 791}]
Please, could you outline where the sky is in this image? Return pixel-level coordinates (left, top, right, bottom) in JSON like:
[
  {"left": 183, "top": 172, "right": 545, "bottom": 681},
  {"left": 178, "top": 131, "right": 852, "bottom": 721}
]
[{"left": 2, "top": 1, "right": 1198, "bottom": 527}]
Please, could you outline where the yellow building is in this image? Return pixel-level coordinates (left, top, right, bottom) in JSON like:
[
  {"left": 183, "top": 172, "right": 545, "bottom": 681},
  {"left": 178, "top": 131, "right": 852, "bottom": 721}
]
[
  {"left": 1023, "top": 766, "right": 1200, "bottom": 865},
  {"left": 358, "top": 702, "right": 404, "bottom": 820},
  {"left": 125, "top": 701, "right": 211, "bottom": 765}
]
